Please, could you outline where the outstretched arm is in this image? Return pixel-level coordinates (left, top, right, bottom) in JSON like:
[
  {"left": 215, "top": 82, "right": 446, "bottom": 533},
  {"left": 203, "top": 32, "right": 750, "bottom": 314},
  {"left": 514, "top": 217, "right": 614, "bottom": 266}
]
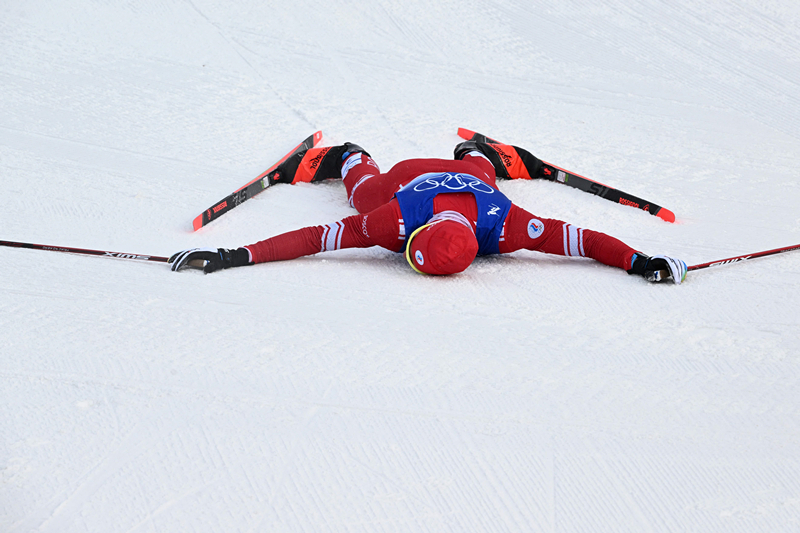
[
  {"left": 170, "top": 201, "right": 405, "bottom": 273},
  {"left": 499, "top": 204, "right": 637, "bottom": 271},
  {"left": 245, "top": 201, "right": 403, "bottom": 263},
  {"left": 499, "top": 204, "right": 687, "bottom": 283}
]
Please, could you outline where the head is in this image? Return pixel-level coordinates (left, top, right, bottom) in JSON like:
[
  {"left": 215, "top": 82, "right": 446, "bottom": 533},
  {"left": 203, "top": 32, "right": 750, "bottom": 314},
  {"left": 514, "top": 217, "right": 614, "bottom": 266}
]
[{"left": 405, "top": 216, "right": 479, "bottom": 275}]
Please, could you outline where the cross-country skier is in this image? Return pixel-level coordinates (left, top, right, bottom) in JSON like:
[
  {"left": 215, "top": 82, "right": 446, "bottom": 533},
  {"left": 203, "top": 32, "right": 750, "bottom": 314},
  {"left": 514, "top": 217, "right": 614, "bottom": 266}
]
[{"left": 170, "top": 140, "right": 687, "bottom": 283}]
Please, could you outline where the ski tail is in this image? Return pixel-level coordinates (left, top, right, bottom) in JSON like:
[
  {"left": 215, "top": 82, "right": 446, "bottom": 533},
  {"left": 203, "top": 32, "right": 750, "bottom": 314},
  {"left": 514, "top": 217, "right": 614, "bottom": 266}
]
[
  {"left": 192, "top": 131, "right": 323, "bottom": 231},
  {"left": 456, "top": 128, "right": 675, "bottom": 223},
  {"left": 539, "top": 161, "right": 676, "bottom": 223},
  {"left": 457, "top": 127, "right": 500, "bottom": 144}
]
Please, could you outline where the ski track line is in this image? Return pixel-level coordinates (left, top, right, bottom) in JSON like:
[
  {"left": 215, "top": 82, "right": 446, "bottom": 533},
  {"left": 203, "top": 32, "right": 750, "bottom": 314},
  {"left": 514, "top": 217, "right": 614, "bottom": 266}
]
[
  {"left": 180, "top": 0, "right": 316, "bottom": 130},
  {"left": 120, "top": 479, "right": 220, "bottom": 533},
  {"left": 218, "top": 4, "right": 770, "bottom": 144},
  {"left": 464, "top": 431, "right": 544, "bottom": 530},
  {"left": 374, "top": 0, "right": 444, "bottom": 59},
  {"left": 339, "top": 448, "right": 442, "bottom": 520},
  {"left": 245, "top": 381, "right": 336, "bottom": 533},
  {"left": 0, "top": 125, "right": 230, "bottom": 176},
  {"left": 593, "top": 450, "right": 659, "bottom": 532},
  {"left": 616, "top": 1, "right": 800, "bottom": 140},
  {"left": 11, "top": 409, "right": 162, "bottom": 533},
  {"left": 493, "top": 0, "right": 800, "bottom": 140},
  {"left": 607, "top": 443, "right": 681, "bottom": 531}
]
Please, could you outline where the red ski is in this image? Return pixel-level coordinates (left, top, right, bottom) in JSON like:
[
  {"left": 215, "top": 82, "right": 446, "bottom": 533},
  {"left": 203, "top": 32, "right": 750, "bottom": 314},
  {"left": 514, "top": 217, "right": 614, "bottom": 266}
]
[
  {"left": 458, "top": 128, "right": 675, "bottom": 223},
  {"left": 193, "top": 131, "right": 323, "bottom": 230}
]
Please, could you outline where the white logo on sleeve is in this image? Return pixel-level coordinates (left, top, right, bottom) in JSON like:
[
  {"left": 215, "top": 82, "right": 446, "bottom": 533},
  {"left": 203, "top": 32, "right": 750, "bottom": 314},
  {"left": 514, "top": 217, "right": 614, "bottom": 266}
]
[
  {"left": 415, "top": 250, "right": 424, "bottom": 265},
  {"left": 527, "top": 218, "right": 544, "bottom": 239}
]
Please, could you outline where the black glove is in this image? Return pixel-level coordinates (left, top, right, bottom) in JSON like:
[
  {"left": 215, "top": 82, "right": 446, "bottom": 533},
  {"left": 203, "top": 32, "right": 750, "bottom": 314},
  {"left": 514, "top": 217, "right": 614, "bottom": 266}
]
[
  {"left": 627, "top": 253, "right": 687, "bottom": 284},
  {"left": 169, "top": 247, "right": 251, "bottom": 273}
]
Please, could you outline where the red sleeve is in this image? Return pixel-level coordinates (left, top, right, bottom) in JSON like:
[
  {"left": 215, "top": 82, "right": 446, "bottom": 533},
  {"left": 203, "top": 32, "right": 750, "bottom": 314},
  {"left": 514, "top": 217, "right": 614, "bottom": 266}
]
[
  {"left": 244, "top": 201, "right": 405, "bottom": 264},
  {"left": 499, "top": 204, "right": 637, "bottom": 271}
]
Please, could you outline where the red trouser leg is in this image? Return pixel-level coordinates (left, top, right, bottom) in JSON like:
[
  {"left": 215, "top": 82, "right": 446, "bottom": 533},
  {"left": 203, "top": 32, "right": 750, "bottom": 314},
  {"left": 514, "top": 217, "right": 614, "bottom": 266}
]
[
  {"left": 342, "top": 156, "right": 425, "bottom": 214},
  {"left": 342, "top": 154, "right": 390, "bottom": 214}
]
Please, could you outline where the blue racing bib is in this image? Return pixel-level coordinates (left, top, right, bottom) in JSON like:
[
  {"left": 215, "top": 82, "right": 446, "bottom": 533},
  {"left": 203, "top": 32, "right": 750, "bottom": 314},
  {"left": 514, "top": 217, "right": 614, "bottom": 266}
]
[{"left": 395, "top": 172, "right": 512, "bottom": 255}]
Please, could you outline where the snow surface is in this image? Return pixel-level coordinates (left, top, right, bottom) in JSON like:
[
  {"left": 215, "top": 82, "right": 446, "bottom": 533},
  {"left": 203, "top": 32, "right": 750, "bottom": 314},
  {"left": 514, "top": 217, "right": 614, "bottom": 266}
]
[{"left": 2, "top": 1, "right": 800, "bottom": 531}]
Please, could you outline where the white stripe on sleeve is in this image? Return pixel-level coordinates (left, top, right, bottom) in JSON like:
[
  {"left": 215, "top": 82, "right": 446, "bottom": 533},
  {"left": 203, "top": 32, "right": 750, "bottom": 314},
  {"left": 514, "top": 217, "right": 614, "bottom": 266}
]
[
  {"left": 321, "top": 225, "right": 330, "bottom": 252},
  {"left": 320, "top": 221, "right": 346, "bottom": 252},
  {"left": 335, "top": 221, "right": 344, "bottom": 250},
  {"left": 563, "top": 224, "right": 586, "bottom": 257}
]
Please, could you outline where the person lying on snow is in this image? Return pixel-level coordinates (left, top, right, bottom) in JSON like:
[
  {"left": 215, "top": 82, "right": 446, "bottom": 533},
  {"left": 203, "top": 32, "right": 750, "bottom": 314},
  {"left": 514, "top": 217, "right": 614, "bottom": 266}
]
[{"left": 170, "top": 140, "right": 687, "bottom": 284}]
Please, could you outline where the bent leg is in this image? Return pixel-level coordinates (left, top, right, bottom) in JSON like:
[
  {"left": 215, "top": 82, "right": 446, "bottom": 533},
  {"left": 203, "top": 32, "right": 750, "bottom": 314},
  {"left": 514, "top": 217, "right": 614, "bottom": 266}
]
[
  {"left": 342, "top": 157, "right": 439, "bottom": 214},
  {"left": 340, "top": 153, "right": 394, "bottom": 214}
]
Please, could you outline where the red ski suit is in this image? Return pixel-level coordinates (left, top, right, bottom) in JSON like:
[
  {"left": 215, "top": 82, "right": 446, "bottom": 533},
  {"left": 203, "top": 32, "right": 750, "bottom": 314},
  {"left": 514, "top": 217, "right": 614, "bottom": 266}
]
[{"left": 244, "top": 152, "right": 637, "bottom": 271}]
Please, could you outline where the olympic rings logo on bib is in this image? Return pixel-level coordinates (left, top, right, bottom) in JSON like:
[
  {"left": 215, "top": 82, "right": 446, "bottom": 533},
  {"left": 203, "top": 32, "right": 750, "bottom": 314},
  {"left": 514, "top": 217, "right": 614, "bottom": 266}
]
[{"left": 410, "top": 172, "right": 495, "bottom": 194}]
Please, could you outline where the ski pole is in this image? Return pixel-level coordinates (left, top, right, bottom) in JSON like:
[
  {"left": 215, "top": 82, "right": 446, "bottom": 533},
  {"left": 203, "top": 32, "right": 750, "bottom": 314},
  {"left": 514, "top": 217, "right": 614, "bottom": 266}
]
[
  {"left": 0, "top": 239, "right": 168, "bottom": 263},
  {"left": 688, "top": 243, "right": 800, "bottom": 271}
]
